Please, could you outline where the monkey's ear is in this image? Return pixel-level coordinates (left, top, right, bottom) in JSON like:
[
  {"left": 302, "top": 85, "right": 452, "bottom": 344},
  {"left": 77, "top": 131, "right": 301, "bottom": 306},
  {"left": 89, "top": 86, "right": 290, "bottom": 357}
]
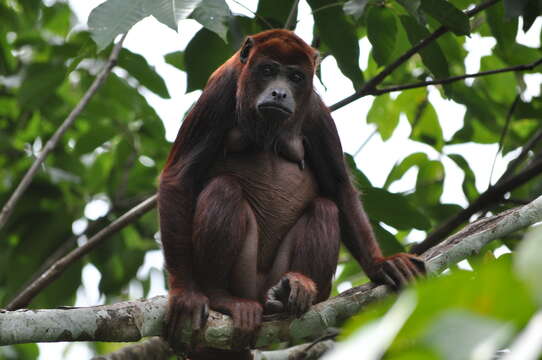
[{"left": 240, "top": 37, "right": 254, "bottom": 64}]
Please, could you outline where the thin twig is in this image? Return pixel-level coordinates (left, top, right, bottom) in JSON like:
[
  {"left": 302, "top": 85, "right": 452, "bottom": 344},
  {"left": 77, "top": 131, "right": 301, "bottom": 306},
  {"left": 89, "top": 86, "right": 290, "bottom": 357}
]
[
  {"left": 231, "top": 0, "right": 273, "bottom": 29},
  {"left": 489, "top": 94, "right": 521, "bottom": 188},
  {"left": 411, "top": 157, "right": 542, "bottom": 254},
  {"left": 364, "top": 58, "right": 542, "bottom": 97},
  {"left": 329, "top": 0, "right": 501, "bottom": 112},
  {"left": 0, "top": 34, "right": 127, "bottom": 231},
  {"left": 496, "top": 129, "right": 542, "bottom": 186},
  {"left": 353, "top": 127, "right": 378, "bottom": 157},
  {"left": 284, "top": 0, "right": 300, "bottom": 30},
  {"left": 5, "top": 195, "right": 157, "bottom": 310}
]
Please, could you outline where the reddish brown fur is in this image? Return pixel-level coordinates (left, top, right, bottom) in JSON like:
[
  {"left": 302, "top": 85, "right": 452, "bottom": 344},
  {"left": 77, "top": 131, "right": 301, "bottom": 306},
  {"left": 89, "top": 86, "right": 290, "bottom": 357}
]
[{"left": 159, "top": 29, "right": 425, "bottom": 359}]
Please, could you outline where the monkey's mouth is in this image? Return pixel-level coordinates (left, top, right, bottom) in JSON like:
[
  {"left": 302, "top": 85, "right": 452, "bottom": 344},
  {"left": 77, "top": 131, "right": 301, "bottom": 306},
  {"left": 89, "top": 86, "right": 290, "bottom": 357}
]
[{"left": 258, "top": 103, "right": 293, "bottom": 120}]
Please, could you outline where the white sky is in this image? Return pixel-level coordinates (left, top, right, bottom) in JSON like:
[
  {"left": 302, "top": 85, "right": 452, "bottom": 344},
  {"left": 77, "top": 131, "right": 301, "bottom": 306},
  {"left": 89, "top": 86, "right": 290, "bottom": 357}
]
[{"left": 36, "top": 1, "right": 541, "bottom": 358}]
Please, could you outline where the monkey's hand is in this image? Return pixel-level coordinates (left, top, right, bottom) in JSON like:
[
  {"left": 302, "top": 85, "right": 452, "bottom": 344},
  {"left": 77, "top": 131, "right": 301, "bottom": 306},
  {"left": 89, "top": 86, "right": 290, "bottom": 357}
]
[
  {"left": 369, "top": 253, "right": 426, "bottom": 289},
  {"left": 264, "top": 272, "right": 317, "bottom": 317},
  {"left": 164, "top": 288, "right": 209, "bottom": 348},
  {"left": 210, "top": 296, "right": 263, "bottom": 348}
]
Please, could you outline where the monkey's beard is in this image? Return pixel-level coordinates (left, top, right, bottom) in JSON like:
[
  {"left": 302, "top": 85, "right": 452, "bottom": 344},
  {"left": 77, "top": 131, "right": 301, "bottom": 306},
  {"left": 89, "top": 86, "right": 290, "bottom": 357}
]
[{"left": 236, "top": 104, "right": 288, "bottom": 150}]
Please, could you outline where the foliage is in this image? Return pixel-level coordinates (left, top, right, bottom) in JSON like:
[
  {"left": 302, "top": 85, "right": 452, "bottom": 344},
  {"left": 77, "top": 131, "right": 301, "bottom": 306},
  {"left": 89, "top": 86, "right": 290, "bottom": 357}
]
[{"left": 0, "top": 0, "right": 541, "bottom": 359}]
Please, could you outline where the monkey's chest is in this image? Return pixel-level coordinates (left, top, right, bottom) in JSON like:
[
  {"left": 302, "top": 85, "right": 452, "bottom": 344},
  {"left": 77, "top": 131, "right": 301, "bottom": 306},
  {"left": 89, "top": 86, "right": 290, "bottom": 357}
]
[{"left": 209, "top": 152, "right": 319, "bottom": 270}]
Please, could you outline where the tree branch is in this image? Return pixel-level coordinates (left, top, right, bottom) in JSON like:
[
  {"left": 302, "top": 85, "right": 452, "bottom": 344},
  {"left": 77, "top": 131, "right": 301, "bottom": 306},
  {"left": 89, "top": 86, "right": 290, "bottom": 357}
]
[
  {"left": 412, "top": 156, "right": 542, "bottom": 254},
  {"left": 363, "top": 58, "right": 542, "bottom": 97},
  {"left": 0, "top": 34, "right": 127, "bottom": 231},
  {"left": 329, "top": 0, "right": 500, "bottom": 112},
  {"left": 5, "top": 195, "right": 157, "bottom": 310},
  {"left": 2, "top": 194, "right": 540, "bottom": 347}
]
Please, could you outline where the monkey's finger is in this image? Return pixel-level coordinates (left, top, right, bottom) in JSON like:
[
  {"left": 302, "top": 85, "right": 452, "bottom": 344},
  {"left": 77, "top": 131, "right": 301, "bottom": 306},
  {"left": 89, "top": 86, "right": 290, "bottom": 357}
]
[
  {"left": 401, "top": 257, "right": 424, "bottom": 278},
  {"left": 383, "top": 261, "right": 406, "bottom": 289},
  {"left": 394, "top": 258, "right": 416, "bottom": 283},
  {"left": 167, "top": 306, "right": 183, "bottom": 345}
]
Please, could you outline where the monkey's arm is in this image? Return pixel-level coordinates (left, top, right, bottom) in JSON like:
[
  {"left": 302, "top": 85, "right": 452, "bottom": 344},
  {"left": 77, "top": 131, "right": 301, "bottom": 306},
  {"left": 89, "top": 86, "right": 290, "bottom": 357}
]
[{"left": 303, "top": 95, "right": 425, "bottom": 288}]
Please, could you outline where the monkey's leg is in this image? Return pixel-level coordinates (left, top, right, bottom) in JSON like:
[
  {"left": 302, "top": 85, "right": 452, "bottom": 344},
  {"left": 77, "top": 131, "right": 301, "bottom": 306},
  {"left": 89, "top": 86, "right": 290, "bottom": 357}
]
[
  {"left": 264, "top": 198, "right": 341, "bottom": 316},
  {"left": 192, "top": 175, "right": 262, "bottom": 346}
]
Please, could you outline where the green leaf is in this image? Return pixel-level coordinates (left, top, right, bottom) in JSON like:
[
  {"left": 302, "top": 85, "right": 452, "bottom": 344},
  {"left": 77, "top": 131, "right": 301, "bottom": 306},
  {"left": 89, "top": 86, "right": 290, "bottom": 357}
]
[
  {"left": 164, "top": 51, "right": 185, "bottom": 71},
  {"left": 409, "top": 101, "right": 444, "bottom": 151},
  {"left": 515, "top": 225, "right": 542, "bottom": 306},
  {"left": 486, "top": 2, "right": 518, "bottom": 63},
  {"left": 447, "top": 154, "right": 478, "bottom": 202},
  {"left": 420, "top": 0, "right": 470, "bottom": 36},
  {"left": 343, "top": 0, "right": 371, "bottom": 19},
  {"left": 521, "top": 0, "right": 542, "bottom": 31},
  {"left": 184, "top": 28, "right": 234, "bottom": 91},
  {"left": 396, "top": 0, "right": 425, "bottom": 24},
  {"left": 504, "top": 0, "right": 530, "bottom": 18},
  {"left": 384, "top": 152, "right": 429, "bottom": 189},
  {"left": 143, "top": 0, "right": 203, "bottom": 30},
  {"left": 88, "top": 0, "right": 146, "bottom": 51},
  {"left": 363, "top": 188, "right": 431, "bottom": 230},
  {"left": 423, "top": 310, "right": 512, "bottom": 360},
  {"left": 367, "top": 6, "right": 398, "bottom": 66},
  {"left": 400, "top": 15, "right": 450, "bottom": 79},
  {"left": 373, "top": 222, "right": 405, "bottom": 256},
  {"left": 308, "top": 0, "right": 364, "bottom": 89},
  {"left": 190, "top": 0, "right": 231, "bottom": 41},
  {"left": 367, "top": 93, "right": 400, "bottom": 140},
  {"left": 118, "top": 48, "right": 170, "bottom": 98},
  {"left": 88, "top": 0, "right": 204, "bottom": 50},
  {"left": 255, "top": 0, "right": 293, "bottom": 28},
  {"left": 415, "top": 160, "right": 444, "bottom": 205},
  {"left": 18, "top": 63, "right": 66, "bottom": 110}
]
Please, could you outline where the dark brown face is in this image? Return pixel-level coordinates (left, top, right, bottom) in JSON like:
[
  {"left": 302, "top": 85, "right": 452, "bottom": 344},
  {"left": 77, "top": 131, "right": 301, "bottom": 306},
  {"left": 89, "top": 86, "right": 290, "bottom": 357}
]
[{"left": 253, "top": 59, "right": 308, "bottom": 123}]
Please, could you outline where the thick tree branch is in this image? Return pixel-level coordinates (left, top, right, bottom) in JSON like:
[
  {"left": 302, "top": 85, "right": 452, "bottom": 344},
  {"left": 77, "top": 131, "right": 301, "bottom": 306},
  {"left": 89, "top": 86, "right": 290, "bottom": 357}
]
[
  {"left": 329, "top": 0, "right": 500, "bottom": 112},
  {"left": 2, "top": 194, "right": 540, "bottom": 347},
  {"left": 364, "top": 58, "right": 542, "bottom": 97},
  {"left": 411, "top": 155, "right": 542, "bottom": 254},
  {"left": 0, "top": 34, "right": 127, "bottom": 231},
  {"left": 91, "top": 337, "right": 174, "bottom": 360},
  {"left": 5, "top": 195, "right": 157, "bottom": 310}
]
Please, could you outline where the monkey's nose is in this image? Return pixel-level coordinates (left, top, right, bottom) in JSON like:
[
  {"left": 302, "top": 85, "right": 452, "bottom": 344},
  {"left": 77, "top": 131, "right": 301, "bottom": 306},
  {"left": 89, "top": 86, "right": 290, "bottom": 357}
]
[{"left": 271, "top": 89, "right": 288, "bottom": 99}]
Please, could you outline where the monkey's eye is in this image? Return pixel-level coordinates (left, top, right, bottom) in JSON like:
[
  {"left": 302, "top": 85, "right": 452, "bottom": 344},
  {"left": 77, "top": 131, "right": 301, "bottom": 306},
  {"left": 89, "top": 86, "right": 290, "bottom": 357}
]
[
  {"left": 290, "top": 71, "right": 305, "bottom": 83},
  {"left": 261, "top": 65, "right": 275, "bottom": 76}
]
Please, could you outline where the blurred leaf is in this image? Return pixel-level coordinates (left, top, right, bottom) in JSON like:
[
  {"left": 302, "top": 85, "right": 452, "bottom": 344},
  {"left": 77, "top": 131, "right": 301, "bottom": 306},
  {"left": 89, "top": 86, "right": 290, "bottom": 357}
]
[
  {"left": 522, "top": 0, "right": 542, "bottom": 31},
  {"left": 184, "top": 28, "right": 233, "bottom": 91},
  {"left": 447, "top": 154, "right": 479, "bottom": 202},
  {"left": 18, "top": 63, "right": 66, "bottom": 110},
  {"left": 164, "top": 50, "right": 185, "bottom": 71},
  {"left": 344, "top": 0, "right": 371, "bottom": 20},
  {"left": 504, "top": 0, "right": 530, "bottom": 18},
  {"left": 88, "top": 0, "right": 204, "bottom": 50},
  {"left": 88, "top": 0, "right": 146, "bottom": 51},
  {"left": 308, "top": 0, "right": 364, "bottom": 89},
  {"left": 118, "top": 48, "right": 170, "bottom": 98},
  {"left": 190, "top": 0, "right": 231, "bottom": 41},
  {"left": 255, "top": 0, "right": 293, "bottom": 28},
  {"left": 423, "top": 310, "right": 512, "bottom": 360},
  {"left": 396, "top": 0, "right": 425, "bottom": 24},
  {"left": 385, "top": 152, "right": 429, "bottom": 189},
  {"left": 373, "top": 222, "right": 405, "bottom": 256},
  {"left": 415, "top": 160, "right": 444, "bottom": 205},
  {"left": 409, "top": 101, "right": 444, "bottom": 151},
  {"left": 367, "top": 6, "right": 398, "bottom": 66},
  {"left": 367, "top": 94, "right": 400, "bottom": 140},
  {"left": 400, "top": 15, "right": 450, "bottom": 79},
  {"left": 515, "top": 225, "right": 542, "bottom": 306},
  {"left": 420, "top": 0, "right": 470, "bottom": 36},
  {"left": 345, "top": 154, "right": 373, "bottom": 189},
  {"left": 363, "top": 188, "right": 431, "bottom": 230}
]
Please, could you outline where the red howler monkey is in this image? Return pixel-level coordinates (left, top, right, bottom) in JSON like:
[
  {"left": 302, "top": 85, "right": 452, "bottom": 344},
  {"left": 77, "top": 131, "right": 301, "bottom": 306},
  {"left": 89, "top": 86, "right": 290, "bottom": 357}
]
[{"left": 159, "top": 29, "right": 424, "bottom": 358}]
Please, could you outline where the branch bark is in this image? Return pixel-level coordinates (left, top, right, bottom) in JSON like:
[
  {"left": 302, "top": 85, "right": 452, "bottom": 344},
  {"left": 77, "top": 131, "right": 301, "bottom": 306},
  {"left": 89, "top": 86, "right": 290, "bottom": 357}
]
[
  {"left": 5, "top": 195, "right": 157, "bottom": 310},
  {"left": 411, "top": 155, "right": 542, "bottom": 254},
  {"left": 2, "top": 194, "right": 540, "bottom": 347},
  {"left": 0, "top": 34, "right": 127, "bottom": 231}
]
